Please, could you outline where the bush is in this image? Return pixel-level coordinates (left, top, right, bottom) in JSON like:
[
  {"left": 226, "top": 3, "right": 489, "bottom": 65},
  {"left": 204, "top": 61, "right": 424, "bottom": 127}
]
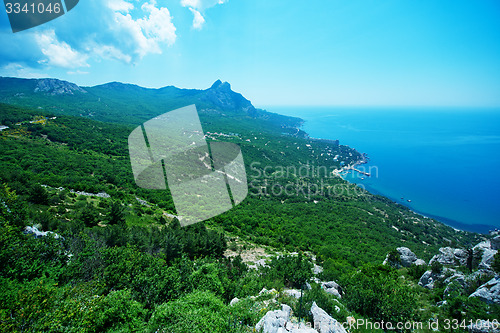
[
  {"left": 431, "top": 261, "right": 443, "bottom": 274},
  {"left": 78, "top": 202, "right": 100, "bottom": 227},
  {"left": 0, "top": 279, "right": 146, "bottom": 333},
  {"left": 386, "top": 249, "right": 401, "bottom": 268},
  {"left": 190, "top": 263, "right": 226, "bottom": 297},
  {"left": 29, "top": 184, "right": 49, "bottom": 205},
  {"left": 444, "top": 295, "right": 500, "bottom": 323},
  {"left": 148, "top": 291, "right": 242, "bottom": 333},
  {"left": 407, "top": 263, "right": 428, "bottom": 281},
  {"left": 343, "top": 265, "right": 417, "bottom": 330},
  {"left": 265, "top": 253, "right": 313, "bottom": 289}
]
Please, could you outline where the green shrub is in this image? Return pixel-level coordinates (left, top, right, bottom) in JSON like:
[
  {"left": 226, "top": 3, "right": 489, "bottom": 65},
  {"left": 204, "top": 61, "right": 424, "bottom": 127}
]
[
  {"left": 407, "top": 263, "right": 428, "bottom": 281},
  {"left": 431, "top": 261, "right": 443, "bottom": 274},
  {"left": 343, "top": 265, "right": 417, "bottom": 330},
  {"left": 190, "top": 263, "right": 226, "bottom": 297},
  {"left": 148, "top": 291, "right": 242, "bottom": 333}
]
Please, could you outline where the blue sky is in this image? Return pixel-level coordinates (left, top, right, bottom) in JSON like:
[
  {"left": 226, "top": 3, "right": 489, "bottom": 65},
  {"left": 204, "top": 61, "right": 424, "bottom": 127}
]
[{"left": 1, "top": 0, "right": 499, "bottom": 107}]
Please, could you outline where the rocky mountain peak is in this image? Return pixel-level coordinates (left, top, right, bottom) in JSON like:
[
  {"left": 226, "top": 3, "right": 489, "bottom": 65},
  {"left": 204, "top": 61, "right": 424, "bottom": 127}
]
[
  {"left": 203, "top": 80, "right": 255, "bottom": 113},
  {"left": 210, "top": 79, "right": 231, "bottom": 91},
  {"left": 34, "top": 78, "right": 87, "bottom": 95}
]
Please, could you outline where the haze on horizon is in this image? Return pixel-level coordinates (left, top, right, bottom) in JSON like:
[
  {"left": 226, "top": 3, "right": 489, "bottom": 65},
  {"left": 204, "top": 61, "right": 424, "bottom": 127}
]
[{"left": 1, "top": 0, "right": 499, "bottom": 108}]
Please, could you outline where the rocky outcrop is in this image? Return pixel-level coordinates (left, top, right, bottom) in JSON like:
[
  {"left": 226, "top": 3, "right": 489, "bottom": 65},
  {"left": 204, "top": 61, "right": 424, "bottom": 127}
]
[
  {"left": 313, "top": 263, "right": 324, "bottom": 275},
  {"left": 321, "top": 281, "right": 342, "bottom": 299},
  {"left": 383, "top": 247, "right": 425, "bottom": 267},
  {"left": 70, "top": 189, "right": 110, "bottom": 198},
  {"left": 429, "top": 247, "right": 468, "bottom": 267},
  {"left": 24, "top": 226, "right": 62, "bottom": 239},
  {"left": 202, "top": 80, "right": 256, "bottom": 114},
  {"left": 491, "top": 236, "right": 500, "bottom": 251},
  {"left": 470, "top": 277, "right": 500, "bottom": 304},
  {"left": 34, "top": 78, "right": 87, "bottom": 95},
  {"left": 418, "top": 268, "right": 455, "bottom": 289},
  {"left": 398, "top": 247, "right": 426, "bottom": 267},
  {"left": 474, "top": 240, "right": 498, "bottom": 271},
  {"left": 283, "top": 289, "right": 302, "bottom": 299},
  {"left": 254, "top": 302, "right": 349, "bottom": 333},
  {"left": 443, "top": 273, "right": 467, "bottom": 298},
  {"left": 255, "top": 304, "right": 292, "bottom": 333},
  {"left": 311, "top": 302, "right": 347, "bottom": 333}
]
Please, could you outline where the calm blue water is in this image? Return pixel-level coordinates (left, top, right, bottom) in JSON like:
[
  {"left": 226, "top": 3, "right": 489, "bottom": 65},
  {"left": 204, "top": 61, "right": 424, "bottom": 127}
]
[{"left": 267, "top": 107, "right": 500, "bottom": 233}]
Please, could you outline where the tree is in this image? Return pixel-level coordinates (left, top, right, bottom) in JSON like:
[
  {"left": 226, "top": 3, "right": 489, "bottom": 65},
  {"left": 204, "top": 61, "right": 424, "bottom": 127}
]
[
  {"left": 386, "top": 249, "right": 401, "bottom": 268},
  {"left": 268, "top": 252, "right": 313, "bottom": 289},
  {"left": 79, "top": 202, "right": 99, "bottom": 227},
  {"left": 343, "top": 264, "right": 417, "bottom": 328},
  {"left": 431, "top": 260, "right": 443, "bottom": 274},
  {"left": 29, "top": 184, "right": 49, "bottom": 205},
  {"left": 108, "top": 201, "right": 125, "bottom": 226},
  {"left": 148, "top": 291, "right": 233, "bottom": 333}
]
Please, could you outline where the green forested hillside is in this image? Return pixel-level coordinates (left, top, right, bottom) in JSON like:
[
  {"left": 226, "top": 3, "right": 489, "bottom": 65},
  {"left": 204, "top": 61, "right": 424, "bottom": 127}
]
[{"left": 0, "top": 84, "right": 494, "bottom": 332}]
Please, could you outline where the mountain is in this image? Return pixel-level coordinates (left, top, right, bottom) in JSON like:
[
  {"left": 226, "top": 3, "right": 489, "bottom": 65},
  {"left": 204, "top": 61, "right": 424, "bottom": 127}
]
[
  {"left": 0, "top": 77, "right": 496, "bottom": 332},
  {"left": 0, "top": 77, "right": 302, "bottom": 130}
]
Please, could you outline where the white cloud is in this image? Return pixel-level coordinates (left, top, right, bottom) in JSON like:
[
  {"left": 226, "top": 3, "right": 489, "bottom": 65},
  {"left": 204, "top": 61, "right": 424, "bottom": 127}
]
[
  {"left": 67, "top": 70, "right": 90, "bottom": 75},
  {"left": 36, "top": 30, "right": 89, "bottom": 68},
  {"left": 0, "top": 63, "right": 48, "bottom": 78},
  {"left": 91, "top": 44, "right": 133, "bottom": 63},
  {"left": 181, "top": 0, "right": 227, "bottom": 10},
  {"left": 181, "top": 0, "right": 227, "bottom": 29},
  {"left": 181, "top": 0, "right": 201, "bottom": 8},
  {"left": 140, "top": 1, "right": 177, "bottom": 46},
  {"left": 107, "top": 0, "right": 134, "bottom": 12},
  {"left": 0, "top": 0, "right": 225, "bottom": 72},
  {"left": 189, "top": 8, "right": 205, "bottom": 30},
  {"left": 110, "top": 0, "right": 176, "bottom": 60}
]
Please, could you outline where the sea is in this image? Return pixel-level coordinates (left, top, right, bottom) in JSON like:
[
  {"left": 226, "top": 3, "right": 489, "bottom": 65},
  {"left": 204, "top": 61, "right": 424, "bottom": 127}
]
[{"left": 266, "top": 106, "right": 500, "bottom": 234}]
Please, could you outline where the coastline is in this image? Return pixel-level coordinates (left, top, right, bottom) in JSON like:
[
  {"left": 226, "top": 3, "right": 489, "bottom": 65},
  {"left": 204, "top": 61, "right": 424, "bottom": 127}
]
[{"left": 287, "top": 116, "right": 494, "bottom": 235}]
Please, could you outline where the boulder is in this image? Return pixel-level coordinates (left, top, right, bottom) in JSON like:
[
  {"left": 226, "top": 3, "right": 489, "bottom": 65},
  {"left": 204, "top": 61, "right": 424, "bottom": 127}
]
[
  {"left": 491, "top": 236, "right": 500, "bottom": 251},
  {"left": 470, "top": 277, "right": 500, "bottom": 304},
  {"left": 255, "top": 304, "right": 291, "bottom": 333},
  {"left": 311, "top": 302, "right": 347, "bottom": 333},
  {"left": 414, "top": 259, "right": 426, "bottom": 266},
  {"left": 418, "top": 268, "right": 454, "bottom": 289},
  {"left": 229, "top": 297, "right": 239, "bottom": 306},
  {"left": 24, "top": 225, "right": 62, "bottom": 239},
  {"left": 479, "top": 248, "right": 498, "bottom": 271},
  {"left": 260, "top": 288, "right": 277, "bottom": 295},
  {"left": 383, "top": 247, "right": 426, "bottom": 267},
  {"left": 443, "top": 273, "right": 467, "bottom": 298},
  {"left": 397, "top": 247, "right": 421, "bottom": 267},
  {"left": 313, "top": 263, "right": 324, "bottom": 275},
  {"left": 283, "top": 289, "right": 302, "bottom": 299},
  {"left": 429, "top": 247, "right": 468, "bottom": 266},
  {"left": 472, "top": 240, "right": 498, "bottom": 271},
  {"left": 321, "top": 281, "right": 342, "bottom": 298}
]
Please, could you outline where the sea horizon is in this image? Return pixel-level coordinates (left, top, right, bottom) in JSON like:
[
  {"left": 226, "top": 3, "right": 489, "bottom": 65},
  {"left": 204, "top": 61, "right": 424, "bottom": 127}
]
[{"left": 265, "top": 106, "right": 500, "bottom": 234}]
